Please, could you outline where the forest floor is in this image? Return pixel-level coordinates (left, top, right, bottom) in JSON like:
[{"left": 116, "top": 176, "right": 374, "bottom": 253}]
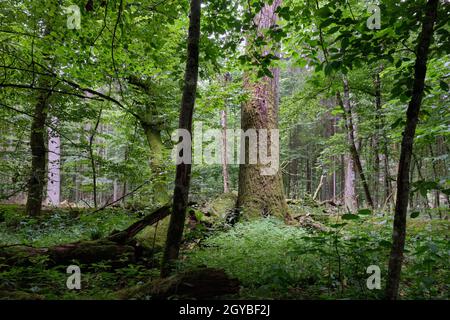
[{"left": 0, "top": 201, "right": 448, "bottom": 300}]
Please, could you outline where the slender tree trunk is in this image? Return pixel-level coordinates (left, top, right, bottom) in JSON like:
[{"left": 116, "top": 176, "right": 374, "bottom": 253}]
[
  {"left": 161, "top": 0, "right": 201, "bottom": 277},
  {"left": 413, "top": 154, "right": 432, "bottom": 214},
  {"left": 88, "top": 108, "right": 102, "bottom": 208},
  {"left": 221, "top": 110, "right": 230, "bottom": 193},
  {"left": 306, "top": 155, "right": 312, "bottom": 195},
  {"left": 26, "top": 80, "right": 51, "bottom": 216},
  {"left": 343, "top": 154, "right": 357, "bottom": 212},
  {"left": 221, "top": 73, "right": 232, "bottom": 193},
  {"left": 113, "top": 179, "right": 118, "bottom": 203},
  {"left": 385, "top": 0, "right": 438, "bottom": 300},
  {"left": 338, "top": 81, "right": 374, "bottom": 209},
  {"left": 237, "top": 0, "right": 288, "bottom": 218},
  {"left": 374, "top": 70, "right": 395, "bottom": 210},
  {"left": 46, "top": 117, "right": 60, "bottom": 206},
  {"left": 288, "top": 125, "right": 300, "bottom": 198},
  {"left": 429, "top": 144, "right": 441, "bottom": 210},
  {"left": 332, "top": 157, "right": 336, "bottom": 202},
  {"left": 409, "top": 158, "right": 416, "bottom": 210}
]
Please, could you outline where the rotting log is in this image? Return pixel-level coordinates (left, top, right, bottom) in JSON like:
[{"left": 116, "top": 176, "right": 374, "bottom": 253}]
[
  {"left": 117, "top": 268, "right": 240, "bottom": 300},
  {"left": 0, "top": 241, "right": 135, "bottom": 267},
  {"left": 0, "top": 206, "right": 171, "bottom": 267}
]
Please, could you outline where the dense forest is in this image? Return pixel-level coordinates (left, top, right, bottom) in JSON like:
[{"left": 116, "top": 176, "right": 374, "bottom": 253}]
[{"left": 0, "top": 0, "right": 448, "bottom": 302}]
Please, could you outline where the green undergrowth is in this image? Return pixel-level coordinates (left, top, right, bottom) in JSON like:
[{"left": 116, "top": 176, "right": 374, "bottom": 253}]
[
  {"left": 0, "top": 204, "right": 143, "bottom": 247},
  {"left": 0, "top": 204, "right": 448, "bottom": 300},
  {"left": 182, "top": 214, "right": 449, "bottom": 300}
]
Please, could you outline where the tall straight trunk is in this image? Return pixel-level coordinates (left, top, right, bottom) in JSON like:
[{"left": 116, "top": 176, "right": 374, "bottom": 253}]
[
  {"left": 221, "top": 110, "right": 230, "bottom": 193},
  {"left": 429, "top": 144, "right": 440, "bottom": 210},
  {"left": 221, "top": 73, "right": 231, "bottom": 193},
  {"left": 338, "top": 89, "right": 357, "bottom": 212},
  {"left": 330, "top": 115, "right": 337, "bottom": 202},
  {"left": 161, "top": 0, "right": 201, "bottom": 277},
  {"left": 340, "top": 154, "right": 345, "bottom": 201},
  {"left": 288, "top": 125, "right": 300, "bottom": 198},
  {"left": 113, "top": 179, "right": 118, "bottom": 202},
  {"left": 409, "top": 158, "right": 416, "bottom": 209},
  {"left": 46, "top": 117, "right": 60, "bottom": 206},
  {"left": 385, "top": 0, "right": 438, "bottom": 300},
  {"left": 26, "top": 79, "right": 51, "bottom": 216},
  {"left": 373, "top": 72, "right": 382, "bottom": 208},
  {"left": 306, "top": 154, "right": 312, "bottom": 195},
  {"left": 374, "top": 70, "right": 394, "bottom": 209},
  {"left": 344, "top": 154, "right": 357, "bottom": 212},
  {"left": 413, "top": 155, "right": 432, "bottom": 213},
  {"left": 88, "top": 108, "right": 102, "bottom": 208},
  {"left": 332, "top": 157, "right": 336, "bottom": 201},
  {"left": 237, "top": 0, "right": 288, "bottom": 218},
  {"left": 338, "top": 81, "right": 374, "bottom": 209}
]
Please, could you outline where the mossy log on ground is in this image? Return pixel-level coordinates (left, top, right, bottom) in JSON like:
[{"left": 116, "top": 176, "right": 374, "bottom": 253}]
[
  {"left": 117, "top": 268, "right": 240, "bottom": 300},
  {"left": 0, "top": 241, "right": 135, "bottom": 267},
  {"left": 0, "top": 206, "right": 171, "bottom": 267}
]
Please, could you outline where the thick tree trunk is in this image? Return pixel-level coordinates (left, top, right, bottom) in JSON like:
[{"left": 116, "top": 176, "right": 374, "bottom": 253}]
[
  {"left": 237, "top": 0, "right": 288, "bottom": 219},
  {"left": 142, "top": 124, "right": 163, "bottom": 168},
  {"left": 26, "top": 82, "right": 51, "bottom": 216},
  {"left": 160, "top": 0, "right": 201, "bottom": 277},
  {"left": 385, "top": 0, "right": 438, "bottom": 300}
]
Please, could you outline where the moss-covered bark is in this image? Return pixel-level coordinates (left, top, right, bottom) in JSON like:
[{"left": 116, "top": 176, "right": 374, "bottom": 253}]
[
  {"left": 237, "top": 0, "right": 288, "bottom": 219},
  {"left": 25, "top": 80, "right": 51, "bottom": 217}
]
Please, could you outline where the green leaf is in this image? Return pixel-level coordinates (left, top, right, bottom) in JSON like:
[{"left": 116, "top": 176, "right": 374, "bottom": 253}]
[
  {"left": 391, "top": 117, "right": 405, "bottom": 129},
  {"left": 342, "top": 214, "right": 359, "bottom": 220},
  {"left": 439, "top": 80, "right": 449, "bottom": 92},
  {"left": 410, "top": 211, "right": 420, "bottom": 219},
  {"left": 317, "top": 6, "right": 332, "bottom": 18},
  {"left": 358, "top": 209, "right": 372, "bottom": 215},
  {"left": 330, "top": 223, "right": 348, "bottom": 228},
  {"left": 379, "top": 240, "right": 392, "bottom": 248}
]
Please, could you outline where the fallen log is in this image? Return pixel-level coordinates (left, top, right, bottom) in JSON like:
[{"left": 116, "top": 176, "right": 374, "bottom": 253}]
[
  {"left": 108, "top": 205, "right": 171, "bottom": 244},
  {"left": 117, "top": 268, "right": 240, "bottom": 300},
  {"left": 0, "top": 206, "right": 171, "bottom": 267},
  {"left": 0, "top": 241, "right": 135, "bottom": 267}
]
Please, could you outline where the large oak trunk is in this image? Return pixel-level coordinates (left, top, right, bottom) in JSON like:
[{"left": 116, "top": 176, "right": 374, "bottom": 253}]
[{"left": 237, "top": 0, "right": 288, "bottom": 219}]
